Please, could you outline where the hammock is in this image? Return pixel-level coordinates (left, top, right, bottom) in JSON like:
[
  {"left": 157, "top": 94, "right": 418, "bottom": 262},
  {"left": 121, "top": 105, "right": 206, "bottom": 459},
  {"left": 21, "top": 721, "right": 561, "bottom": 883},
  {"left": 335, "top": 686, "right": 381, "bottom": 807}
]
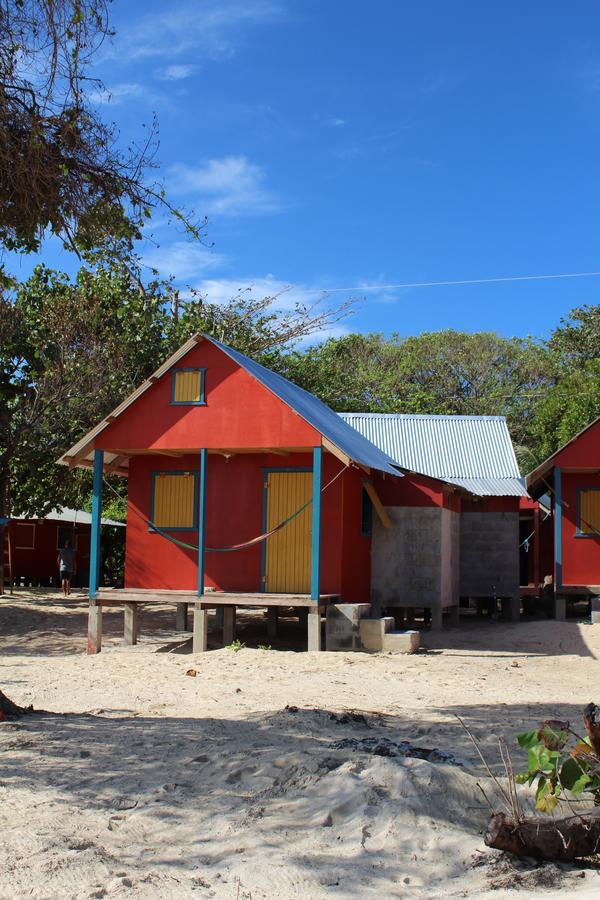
[{"left": 103, "top": 465, "right": 344, "bottom": 553}]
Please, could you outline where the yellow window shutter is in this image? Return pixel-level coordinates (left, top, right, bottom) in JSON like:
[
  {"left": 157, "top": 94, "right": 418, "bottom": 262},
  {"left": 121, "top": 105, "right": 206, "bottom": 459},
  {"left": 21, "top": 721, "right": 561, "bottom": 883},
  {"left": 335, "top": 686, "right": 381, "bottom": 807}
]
[
  {"left": 173, "top": 369, "right": 204, "bottom": 403},
  {"left": 580, "top": 490, "right": 600, "bottom": 535},
  {"left": 153, "top": 473, "right": 196, "bottom": 528}
]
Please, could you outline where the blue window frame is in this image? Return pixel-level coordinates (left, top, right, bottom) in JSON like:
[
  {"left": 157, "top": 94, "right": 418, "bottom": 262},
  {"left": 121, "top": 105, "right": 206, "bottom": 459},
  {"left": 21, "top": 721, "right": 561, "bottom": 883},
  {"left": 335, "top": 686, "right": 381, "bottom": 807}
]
[
  {"left": 576, "top": 487, "right": 600, "bottom": 538},
  {"left": 171, "top": 368, "right": 206, "bottom": 405},
  {"left": 150, "top": 470, "right": 199, "bottom": 531}
]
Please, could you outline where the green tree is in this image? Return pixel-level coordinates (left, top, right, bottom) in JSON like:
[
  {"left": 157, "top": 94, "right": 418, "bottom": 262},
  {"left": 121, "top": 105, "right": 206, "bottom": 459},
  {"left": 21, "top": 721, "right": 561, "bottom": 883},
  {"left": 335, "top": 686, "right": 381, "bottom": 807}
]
[
  {"left": 527, "top": 305, "right": 600, "bottom": 465},
  {"left": 285, "top": 330, "right": 554, "bottom": 451}
]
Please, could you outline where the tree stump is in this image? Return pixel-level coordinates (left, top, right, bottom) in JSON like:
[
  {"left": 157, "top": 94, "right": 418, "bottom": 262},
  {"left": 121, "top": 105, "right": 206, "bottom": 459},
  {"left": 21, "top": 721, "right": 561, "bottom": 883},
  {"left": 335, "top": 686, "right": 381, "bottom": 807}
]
[{"left": 485, "top": 811, "right": 600, "bottom": 861}]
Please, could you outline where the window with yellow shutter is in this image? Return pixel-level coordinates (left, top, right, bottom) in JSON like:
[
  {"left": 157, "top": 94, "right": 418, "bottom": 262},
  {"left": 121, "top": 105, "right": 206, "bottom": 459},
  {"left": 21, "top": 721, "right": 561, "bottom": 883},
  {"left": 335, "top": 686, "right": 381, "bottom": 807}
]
[
  {"left": 171, "top": 368, "right": 206, "bottom": 405},
  {"left": 151, "top": 472, "right": 198, "bottom": 531},
  {"left": 577, "top": 488, "right": 600, "bottom": 537}
]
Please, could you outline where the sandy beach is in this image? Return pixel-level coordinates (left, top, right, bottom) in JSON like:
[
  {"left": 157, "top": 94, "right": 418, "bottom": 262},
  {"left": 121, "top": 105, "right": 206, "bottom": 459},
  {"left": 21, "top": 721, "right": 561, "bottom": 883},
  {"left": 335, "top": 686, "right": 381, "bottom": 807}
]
[{"left": 1, "top": 590, "right": 600, "bottom": 899}]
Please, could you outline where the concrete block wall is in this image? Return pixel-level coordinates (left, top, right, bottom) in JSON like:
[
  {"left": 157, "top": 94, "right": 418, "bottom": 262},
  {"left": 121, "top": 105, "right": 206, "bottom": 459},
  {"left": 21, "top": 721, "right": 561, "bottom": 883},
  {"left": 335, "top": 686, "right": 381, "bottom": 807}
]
[
  {"left": 459, "top": 511, "right": 519, "bottom": 598},
  {"left": 370, "top": 507, "right": 460, "bottom": 614}
]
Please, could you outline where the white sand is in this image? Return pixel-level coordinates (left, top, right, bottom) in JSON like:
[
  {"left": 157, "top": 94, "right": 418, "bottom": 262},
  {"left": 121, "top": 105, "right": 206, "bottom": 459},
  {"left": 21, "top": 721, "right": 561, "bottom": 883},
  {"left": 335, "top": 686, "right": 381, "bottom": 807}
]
[{"left": 1, "top": 590, "right": 600, "bottom": 898}]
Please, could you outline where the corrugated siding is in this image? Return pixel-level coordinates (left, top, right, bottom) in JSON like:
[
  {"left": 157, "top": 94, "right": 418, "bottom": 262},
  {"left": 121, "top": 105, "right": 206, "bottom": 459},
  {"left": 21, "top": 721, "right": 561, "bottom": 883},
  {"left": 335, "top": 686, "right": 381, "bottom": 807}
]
[
  {"left": 339, "top": 414, "right": 527, "bottom": 497},
  {"left": 173, "top": 370, "right": 202, "bottom": 403},
  {"left": 153, "top": 473, "right": 196, "bottom": 528},
  {"left": 580, "top": 490, "right": 600, "bottom": 534},
  {"left": 265, "top": 472, "right": 312, "bottom": 592}
]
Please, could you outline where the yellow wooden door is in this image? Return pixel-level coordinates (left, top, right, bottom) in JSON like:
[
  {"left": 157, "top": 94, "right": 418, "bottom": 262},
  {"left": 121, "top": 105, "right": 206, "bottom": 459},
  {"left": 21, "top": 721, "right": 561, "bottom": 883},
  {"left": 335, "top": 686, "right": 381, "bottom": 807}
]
[{"left": 265, "top": 471, "right": 312, "bottom": 593}]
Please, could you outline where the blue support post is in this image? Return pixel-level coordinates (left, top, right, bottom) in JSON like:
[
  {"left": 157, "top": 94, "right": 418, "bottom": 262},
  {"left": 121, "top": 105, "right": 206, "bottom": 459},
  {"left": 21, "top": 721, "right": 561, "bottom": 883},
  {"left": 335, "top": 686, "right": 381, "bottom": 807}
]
[
  {"left": 198, "top": 449, "right": 207, "bottom": 596},
  {"left": 311, "top": 446, "right": 322, "bottom": 602},
  {"left": 555, "top": 466, "right": 562, "bottom": 590},
  {"left": 89, "top": 449, "right": 104, "bottom": 600}
]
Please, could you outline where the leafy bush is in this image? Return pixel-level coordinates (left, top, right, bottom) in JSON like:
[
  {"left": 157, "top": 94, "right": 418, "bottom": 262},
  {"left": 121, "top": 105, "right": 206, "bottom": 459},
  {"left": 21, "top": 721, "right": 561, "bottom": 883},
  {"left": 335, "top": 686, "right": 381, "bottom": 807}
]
[{"left": 516, "top": 720, "right": 600, "bottom": 813}]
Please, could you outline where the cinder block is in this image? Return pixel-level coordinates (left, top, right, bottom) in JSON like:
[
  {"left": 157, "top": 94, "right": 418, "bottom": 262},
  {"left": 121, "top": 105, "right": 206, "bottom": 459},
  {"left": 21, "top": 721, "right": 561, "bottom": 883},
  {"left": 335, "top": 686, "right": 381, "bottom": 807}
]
[
  {"left": 382, "top": 630, "right": 420, "bottom": 653},
  {"left": 359, "top": 617, "right": 395, "bottom": 651},
  {"left": 591, "top": 597, "right": 600, "bottom": 625},
  {"left": 326, "top": 603, "right": 371, "bottom": 651}
]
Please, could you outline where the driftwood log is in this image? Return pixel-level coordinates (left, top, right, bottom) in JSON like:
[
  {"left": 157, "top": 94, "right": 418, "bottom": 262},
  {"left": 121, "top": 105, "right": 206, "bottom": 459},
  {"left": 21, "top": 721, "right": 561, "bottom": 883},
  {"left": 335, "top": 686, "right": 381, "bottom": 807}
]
[
  {"left": 0, "top": 689, "right": 33, "bottom": 720},
  {"left": 485, "top": 811, "right": 600, "bottom": 861}
]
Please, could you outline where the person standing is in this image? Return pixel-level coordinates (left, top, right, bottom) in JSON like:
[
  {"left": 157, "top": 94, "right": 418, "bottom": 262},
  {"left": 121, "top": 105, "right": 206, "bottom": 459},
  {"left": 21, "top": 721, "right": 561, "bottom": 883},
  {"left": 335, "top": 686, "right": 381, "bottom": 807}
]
[{"left": 57, "top": 538, "right": 76, "bottom": 597}]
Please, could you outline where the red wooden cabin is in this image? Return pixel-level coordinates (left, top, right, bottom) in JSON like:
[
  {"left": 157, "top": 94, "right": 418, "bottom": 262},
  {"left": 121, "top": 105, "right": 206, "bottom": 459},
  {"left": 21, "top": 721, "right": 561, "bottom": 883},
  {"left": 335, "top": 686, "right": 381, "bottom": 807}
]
[
  {"left": 59, "top": 334, "right": 401, "bottom": 652},
  {"left": 527, "top": 415, "right": 600, "bottom": 618},
  {"left": 3, "top": 508, "right": 122, "bottom": 589}
]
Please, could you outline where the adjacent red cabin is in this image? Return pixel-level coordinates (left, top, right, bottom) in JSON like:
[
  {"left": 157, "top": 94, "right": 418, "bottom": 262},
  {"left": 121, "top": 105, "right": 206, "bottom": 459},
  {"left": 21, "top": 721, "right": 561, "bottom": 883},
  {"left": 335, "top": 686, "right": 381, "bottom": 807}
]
[
  {"left": 2, "top": 508, "right": 123, "bottom": 588},
  {"left": 527, "top": 416, "right": 600, "bottom": 608}
]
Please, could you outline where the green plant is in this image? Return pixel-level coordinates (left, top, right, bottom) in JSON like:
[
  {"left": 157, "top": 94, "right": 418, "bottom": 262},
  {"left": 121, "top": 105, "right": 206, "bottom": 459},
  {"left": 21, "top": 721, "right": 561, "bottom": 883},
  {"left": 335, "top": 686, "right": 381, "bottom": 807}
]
[
  {"left": 226, "top": 640, "right": 246, "bottom": 652},
  {"left": 257, "top": 644, "right": 272, "bottom": 651},
  {"left": 516, "top": 719, "right": 600, "bottom": 813}
]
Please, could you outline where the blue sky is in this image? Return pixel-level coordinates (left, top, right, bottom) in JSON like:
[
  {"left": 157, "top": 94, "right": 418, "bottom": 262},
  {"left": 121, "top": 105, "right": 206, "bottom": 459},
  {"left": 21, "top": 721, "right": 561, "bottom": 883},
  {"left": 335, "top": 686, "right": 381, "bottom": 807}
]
[{"left": 8, "top": 1, "right": 600, "bottom": 339}]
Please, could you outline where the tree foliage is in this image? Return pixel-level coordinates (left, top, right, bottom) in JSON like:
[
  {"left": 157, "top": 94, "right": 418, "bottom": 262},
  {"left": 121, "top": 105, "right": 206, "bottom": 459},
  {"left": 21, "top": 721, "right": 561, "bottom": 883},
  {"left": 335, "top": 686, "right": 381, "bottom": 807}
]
[
  {"left": 284, "top": 330, "right": 555, "bottom": 450},
  {"left": 0, "top": 0, "right": 198, "bottom": 260}
]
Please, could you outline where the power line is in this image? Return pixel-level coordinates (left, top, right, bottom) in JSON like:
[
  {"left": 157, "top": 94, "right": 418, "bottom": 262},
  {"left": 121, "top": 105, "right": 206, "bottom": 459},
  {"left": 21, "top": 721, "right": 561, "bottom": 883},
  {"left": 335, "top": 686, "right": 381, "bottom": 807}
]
[{"left": 292, "top": 270, "right": 600, "bottom": 296}]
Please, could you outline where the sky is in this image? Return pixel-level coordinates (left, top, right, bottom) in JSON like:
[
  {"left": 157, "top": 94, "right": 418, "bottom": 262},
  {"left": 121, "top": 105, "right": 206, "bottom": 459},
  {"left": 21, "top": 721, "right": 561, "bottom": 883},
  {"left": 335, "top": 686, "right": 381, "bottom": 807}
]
[{"left": 7, "top": 1, "right": 600, "bottom": 340}]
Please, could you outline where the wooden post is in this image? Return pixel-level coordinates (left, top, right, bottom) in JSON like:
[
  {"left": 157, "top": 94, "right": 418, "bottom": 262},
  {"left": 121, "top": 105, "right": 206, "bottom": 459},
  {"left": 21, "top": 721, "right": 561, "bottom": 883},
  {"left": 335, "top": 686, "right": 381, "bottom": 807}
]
[
  {"left": 223, "top": 606, "right": 236, "bottom": 644},
  {"left": 447, "top": 605, "right": 460, "bottom": 627},
  {"left": 198, "top": 448, "right": 207, "bottom": 597},
  {"left": 88, "top": 600, "right": 103, "bottom": 654},
  {"left": 554, "top": 594, "right": 567, "bottom": 620},
  {"left": 89, "top": 449, "right": 104, "bottom": 600},
  {"left": 533, "top": 506, "right": 541, "bottom": 589},
  {"left": 311, "top": 446, "right": 322, "bottom": 603},
  {"left": 193, "top": 602, "right": 208, "bottom": 653},
  {"left": 267, "top": 606, "right": 279, "bottom": 640},
  {"left": 176, "top": 602, "right": 188, "bottom": 631},
  {"left": 555, "top": 467, "right": 562, "bottom": 591},
  {"left": 308, "top": 608, "right": 321, "bottom": 651},
  {"left": 124, "top": 602, "right": 139, "bottom": 645},
  {"left": 430, "top": 605, "right": 443, "bottom": 630}
]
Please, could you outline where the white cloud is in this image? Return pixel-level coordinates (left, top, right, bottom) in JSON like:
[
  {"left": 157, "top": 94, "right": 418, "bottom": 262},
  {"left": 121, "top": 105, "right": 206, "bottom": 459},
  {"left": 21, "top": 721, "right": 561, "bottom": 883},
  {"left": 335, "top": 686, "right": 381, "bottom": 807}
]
[
  {"left": 88, "top": 82, "right": 149, "bottom": 105},
  {"left": 156, "top": 64, "right": 198, "bottom": 81},
  {"left": 168, "top": 156, "right": 280, "bottom": 216},
  {"left": 143, "top": 241, "right": 226, "bottom": 281},
  {"left": 108, "top": 1, "right": 284, "bottom": 63},
  {"left": 327, "top": 117, "right": 346, "bottom": 127}
]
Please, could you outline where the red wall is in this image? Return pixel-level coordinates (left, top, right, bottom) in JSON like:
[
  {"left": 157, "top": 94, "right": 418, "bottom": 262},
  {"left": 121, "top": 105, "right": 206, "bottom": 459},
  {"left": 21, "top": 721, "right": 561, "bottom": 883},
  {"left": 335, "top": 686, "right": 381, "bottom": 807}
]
[
  {"left": 561, "top": 471, "right": 600, "bottom": 586},
  {"left": 96, "top": 340, "right": 319, "bottom": 452},
  {"left": 555, "top": 419, "right": 600, "bottom": 469},
  {"left": 375, "top": 471, "right": 446, "bottom": 507},
  {"left": 8, "top": 519, "right": 91, "bottom": 582},
  {"left": 125, "top": 451, "right": 372, "bottom": 599}
]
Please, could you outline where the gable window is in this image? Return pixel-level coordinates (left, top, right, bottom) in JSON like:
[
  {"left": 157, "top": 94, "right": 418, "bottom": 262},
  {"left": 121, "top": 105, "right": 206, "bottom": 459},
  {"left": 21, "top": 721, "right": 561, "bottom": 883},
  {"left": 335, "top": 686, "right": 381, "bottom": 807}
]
[
  {"left": 151, "top": 472, "right": 198, "bottom": 531},
  {"left": 577, "top": 488, "right": 600, "bottom": 537},
  {"left": 171, "top": 368, "right": 205, "bottom": 405},
  {"left": 15, "top": 523, "right": 35, "bottom": 550},
  {"left": 57, "top": 526, "right": 78, "bottom": 550},
  {"left": 360, "top": 486, "right": 373, "bottom": 536}
]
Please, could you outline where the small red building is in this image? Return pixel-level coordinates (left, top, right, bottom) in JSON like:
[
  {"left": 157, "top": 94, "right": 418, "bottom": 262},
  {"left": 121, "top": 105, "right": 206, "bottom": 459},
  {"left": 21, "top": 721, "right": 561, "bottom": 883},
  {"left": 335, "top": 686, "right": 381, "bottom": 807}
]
[
  {"left": 527, "top": 415, "right": 600, "bottom": 617},
  {"left": 3, "top": 508, "right": 123, "bottom": 589}
]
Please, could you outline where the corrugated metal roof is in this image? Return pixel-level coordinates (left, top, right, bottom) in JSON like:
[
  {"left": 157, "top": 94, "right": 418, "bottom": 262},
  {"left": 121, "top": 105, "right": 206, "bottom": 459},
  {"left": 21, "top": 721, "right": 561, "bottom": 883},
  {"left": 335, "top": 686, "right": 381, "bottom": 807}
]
[
  {"left": 339, "top": 413, "right": 528, "bottom": 496},
  {"left": 12, "top": 507, "right": 124, "bottom": 526},
  {"left": 59, "top": 335, "right": 401, "bottom": 477}
]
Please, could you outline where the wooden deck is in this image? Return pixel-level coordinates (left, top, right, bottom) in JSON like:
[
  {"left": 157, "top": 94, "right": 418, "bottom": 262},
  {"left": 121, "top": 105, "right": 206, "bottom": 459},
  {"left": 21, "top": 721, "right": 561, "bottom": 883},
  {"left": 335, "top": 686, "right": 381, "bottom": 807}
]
[{"left": 89, "top": 589, "right": 340, "bottom": 654}]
